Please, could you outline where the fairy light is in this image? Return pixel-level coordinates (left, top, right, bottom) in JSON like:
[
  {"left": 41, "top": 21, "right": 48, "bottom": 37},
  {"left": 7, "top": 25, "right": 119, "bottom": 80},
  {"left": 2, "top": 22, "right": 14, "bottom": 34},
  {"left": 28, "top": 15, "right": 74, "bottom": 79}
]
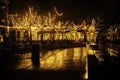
[{"left": 7, "top": 6, "right": 100, "bottom": 42}]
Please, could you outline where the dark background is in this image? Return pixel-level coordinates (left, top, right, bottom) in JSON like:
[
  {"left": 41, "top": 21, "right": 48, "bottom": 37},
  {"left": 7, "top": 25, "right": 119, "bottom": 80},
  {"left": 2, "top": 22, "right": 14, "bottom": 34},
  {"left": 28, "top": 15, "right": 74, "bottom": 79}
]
[{"left": 8, "top": 0, "right": 120, "bottom": 23}]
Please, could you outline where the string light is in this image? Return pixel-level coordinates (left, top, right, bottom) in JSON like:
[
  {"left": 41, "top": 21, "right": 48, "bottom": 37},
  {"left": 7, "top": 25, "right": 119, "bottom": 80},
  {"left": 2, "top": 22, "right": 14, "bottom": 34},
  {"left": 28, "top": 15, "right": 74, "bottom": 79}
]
[{"left": 5, "top": 6, "right": 99, "bottom": 41}]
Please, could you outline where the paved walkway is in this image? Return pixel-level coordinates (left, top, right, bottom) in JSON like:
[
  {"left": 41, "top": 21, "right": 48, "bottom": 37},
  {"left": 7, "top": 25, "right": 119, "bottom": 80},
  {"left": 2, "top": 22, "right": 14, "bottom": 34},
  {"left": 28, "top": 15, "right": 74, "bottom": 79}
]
[{"left": 0, "top": 47, "right": 88, "bottom": 80}]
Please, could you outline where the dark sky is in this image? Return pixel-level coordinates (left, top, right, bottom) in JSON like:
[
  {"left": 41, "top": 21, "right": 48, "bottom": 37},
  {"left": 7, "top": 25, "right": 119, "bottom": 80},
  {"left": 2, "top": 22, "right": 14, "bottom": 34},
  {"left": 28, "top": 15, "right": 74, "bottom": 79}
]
[{"left": 8, "top": 0, "right": 120, "bottom": 22}]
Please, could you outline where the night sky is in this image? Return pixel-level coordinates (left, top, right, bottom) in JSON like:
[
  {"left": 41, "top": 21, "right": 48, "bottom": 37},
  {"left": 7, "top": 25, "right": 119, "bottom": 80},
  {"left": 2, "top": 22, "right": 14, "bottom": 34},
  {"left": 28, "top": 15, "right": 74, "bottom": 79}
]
[{"left": 8, "top": 0, "right": 120, "bottom": 22}]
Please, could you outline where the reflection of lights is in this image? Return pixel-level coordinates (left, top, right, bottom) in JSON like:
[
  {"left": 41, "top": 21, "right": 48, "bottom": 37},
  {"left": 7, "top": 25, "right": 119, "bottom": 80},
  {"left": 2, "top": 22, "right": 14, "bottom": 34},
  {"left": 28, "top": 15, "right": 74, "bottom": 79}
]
[
  {"left": 84, "top": 55, "right": 88, "bottom": 80},
  {"left": 94, "top": 50, "right": 104, "bottom": 63},
  {"left": 15, "top": 47, "right": 89, "bottom": 80},
  {"left": 73, "top": 48, "right": 80, "bottom": 60},
  {"left": 16, "top": 53, "right": 32, "bottom": 69},
  {"left": 40, "top": 48, "right": 87, "bottom": 70},
  {"left": 108, "top": 48, "right": 118, "bottom": 57},
  {"left": 93, "top": 50, "right": 96, "bottom": 53},
  {"left": 0, "top": 35, "right": 3, "bottom": 42},
  {"left": 40, "top": 50, "right": 65, "bottom": 70}
]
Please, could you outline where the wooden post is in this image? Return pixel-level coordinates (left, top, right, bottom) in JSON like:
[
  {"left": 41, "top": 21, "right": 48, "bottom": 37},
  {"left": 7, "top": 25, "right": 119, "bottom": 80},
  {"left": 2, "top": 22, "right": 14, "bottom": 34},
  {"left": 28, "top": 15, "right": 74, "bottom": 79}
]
[{"left": 32, "top": 44, "right": 40, "bottom": 67}]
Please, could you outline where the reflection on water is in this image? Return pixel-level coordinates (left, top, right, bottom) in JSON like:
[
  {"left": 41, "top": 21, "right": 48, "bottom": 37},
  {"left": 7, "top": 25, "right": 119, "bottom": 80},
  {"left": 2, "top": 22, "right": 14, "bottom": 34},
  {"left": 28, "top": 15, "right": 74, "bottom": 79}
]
[
  {"left": 16, "top": 48, "right": 87, "bottom": 71},
  {"left": 15, "top": 47, "right": 88, "bottom": 79},
  {"left": 107, "top": 43, "right": 120, "bottom": 57},
  {"left": 88, "top": 42, "right": 120, "bottom": 63},
  {"left": 8, "top": 42, "right": 119, "bottom": 80},
  {"left": 84, "top": 54, "right": 88, "bottom": 79},
  {"left": 40, "top": 50, "right": 65, "bottom": 70},
  {"left": 15, "top": 53, "right": 32, "bottom": 69}
]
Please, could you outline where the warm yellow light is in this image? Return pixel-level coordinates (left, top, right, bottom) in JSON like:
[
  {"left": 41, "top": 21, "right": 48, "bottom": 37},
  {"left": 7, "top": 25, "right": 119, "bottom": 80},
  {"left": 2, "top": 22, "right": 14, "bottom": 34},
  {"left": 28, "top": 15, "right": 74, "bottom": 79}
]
[
  {"left": 40, "top": 50, "right": 66, "bottom": 70},
  {"left": 84, "top": 49, "right": 88, "bottom": 80},
  {"left": 8, "top": 6, "right": 99, "bottom": 42}
]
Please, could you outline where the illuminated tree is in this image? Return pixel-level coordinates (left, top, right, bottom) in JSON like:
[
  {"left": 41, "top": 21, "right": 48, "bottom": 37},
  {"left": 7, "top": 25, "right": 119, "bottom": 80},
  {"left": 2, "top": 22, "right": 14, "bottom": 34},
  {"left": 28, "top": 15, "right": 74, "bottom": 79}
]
[
  {"left": 8, "top": 6, "right": 103, "bottom": 42},
  {"left": 8, "top": 6, "right": 64, "bottom": 41}
]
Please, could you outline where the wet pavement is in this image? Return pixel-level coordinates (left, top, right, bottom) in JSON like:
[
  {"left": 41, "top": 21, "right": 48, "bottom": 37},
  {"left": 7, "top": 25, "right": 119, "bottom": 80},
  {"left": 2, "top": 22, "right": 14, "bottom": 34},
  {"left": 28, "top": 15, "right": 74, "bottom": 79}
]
[
  {"left": 0, "top": 47, "right": 88, "bottom": 80},
  {"left": 88, "top": 42, "right": 120, "bottom": 80},
  {"left": 0, "top": 42, "right": 120, "bottom": 80}
]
